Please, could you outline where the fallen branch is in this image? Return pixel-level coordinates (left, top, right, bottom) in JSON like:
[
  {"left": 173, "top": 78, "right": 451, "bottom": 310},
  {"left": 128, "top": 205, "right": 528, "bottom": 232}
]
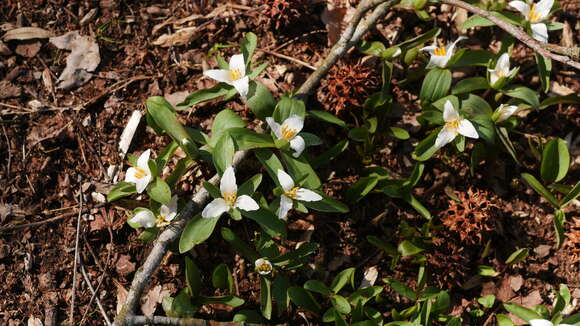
[{"left": 441, "top": 0, "right": 580, "bottom": 70}]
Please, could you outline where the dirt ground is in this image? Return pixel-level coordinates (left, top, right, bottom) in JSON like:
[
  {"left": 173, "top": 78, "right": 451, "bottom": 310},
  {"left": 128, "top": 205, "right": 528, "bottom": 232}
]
[{"left": 0, "top": 0, "right": 578, "bottom": 325}]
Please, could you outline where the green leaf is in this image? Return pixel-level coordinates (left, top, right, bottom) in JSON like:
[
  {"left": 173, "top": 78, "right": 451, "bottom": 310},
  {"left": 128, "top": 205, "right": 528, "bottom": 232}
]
[
  {"left": 281, "top": 152, "right": 321, "bottom": 189},
  {"left": 237, "top": 173, "right": 262, "bottom": 196},
  {"left": 171, "top": 289, "right": 198, "bottom": 316},
  {"left": 203, "top": 182, "right": 221, "bottom": 199},
  {"left": 156, "top": 141, "right": 179, "bottom": 171},
  {"left": 477, "top": 295, "right": 496, "bottom": 308},
  {"left": 521, "top": 173, "right": 560, "bottom": 208},
  {"left": 273, "top": 274, "right": 290, "bottom": 317},
  {"left": 404, "top": 163, "right": 424, "bottom": 188},
  {"left": 208, "top": 109, "right": 246, "bottom": 148},
  {"left": 147, "top": 178, "right": 171, "bottom": 204},
  {"left": 288, "top": 286, "right": 322, "bottom": 314},
  {"left": 461, "top": 14, "right": 495, "bottom": 29},
  {"left": 503, "top": 303, "right": 541, "bottom": 321},
  {"left": 233, "top": 310, "right": 264, "bottom": 323},
  {"left": 199, "top": 295, "right": 244, "bottom": 307},
  {"left": 212, "top": 134, "right": 235, "bottom": 176},
  {"left": 242, "top": 208, "right": 286, "bottom": 238},
  {"left": 477, "top": 265, "right": 499, "bottom": 277},
  {"left": 220, "top": 227, "right": 260, "bottom": 261},
  {"left": 348, "top": 286, "right": 383, "bottom": 305},
  {"left": 312, "top": 140, "right": 349, "bottom": 168},
  {"left": 503, "top": 85, "right": 540, "bottom": 108},
  {"left": 388, "top": 127, "right": 410, "bottom": 140},
  {"left": 554, "top": 284, "right": 571, "bottom": 314},
  {"left": 448, "top": 49, "right": 494, "bottom": 67},
  {"left": 185, "top": 257, "right": 202, "bottom": 298},
  {"left": 358, "top": 40, "right": 387, "bottom": 57},
  {"left": 496, "top": 314, "right": 515, "bottom": 326},
  {"left": 304, "top": 280, "right": 332, "bottom": 296},
  {"left": 179, "top": 214, "right": 220, "bottom": 253},
  {"left": 334, "top": 311, "right": 348, "bottom": 326},
  {"left": 540, "top": 94, "right": 580, "bottom": 110},
  {"left": 397, "top": 240, "right": 424, "bottom": 256},
  {"left": 274, "top": 96, "right": 306, "bottom": 122},
  {"left": 302, "top": 193, "right": 349, "bottom": 213},
  {"left": 367, "top": 236, "right": 398, "bottom": 256},
  {"left": 212, "top": 264, "right": 234, "bottom": 294},
  {"left": 248, "top": 62, "right": 268, "bottom": 80},
  {"left": 384, "top": 278, "right": 417, "bottom": 300},
  {"left": 346, "top": 176, "right": 379, "bottom": 203},
  {"left": 331, "top": 295, "right": 352, "bottom": 314},
  {"left": 107, "top": 181, "right": 136, "bottom": 202},
  {"left": 541, "top": 138, "right": 570, "bottom": 184},
  {"left": 554, "top": 209, "right": 566, "bottom": 249},
  {"left": 560, "top": 181, "right": 580, "bottom": 208},
  {"left": 413, "top": 129, "right": 440, "bottom": 161},
  {"left": 330, "top": 267, "right": 356, "bottom": 293},
  {"left": 403, "top": 193, "right": 431, "bottom": 220},
  {"left": 535, "top": 53, "right": 552, "bottom": 93},
  {"left": 308, "top": 110, "right": 347, "bottom": 128},
  {"left": 505, "top": 248, "right": 529, "bottom": 265},
  {"left": 420, "top": 68, "right": 452, "bottom": 103},
  {"left": 240, "top": 32, "right": 257, "bottom": 68},
  {"left": 259, "top": 276, "right": 272, "bottom": 320},
  {"left": 452, "top": 77, "right": 489, "bottom": 95},
  {"left": 271, "top": 242, "right": 318, "bottom": 268},
  {"left": 396, "top": 27, "right": 441, "bottom": 51},
  {"left": 246, "top": 81, "right": 276, "bottom": 120},
  {"left": 561, "top": 313, "right": 580, "bottom": 325},
  {"left": 228, "top": 128, "right": 275, "bottom": 150},
  {"left": 176, "top": 84, "right": 230, "bottom": 110},
  {"left": 255, "top": 149, "right": 284, "bottom": 184}
]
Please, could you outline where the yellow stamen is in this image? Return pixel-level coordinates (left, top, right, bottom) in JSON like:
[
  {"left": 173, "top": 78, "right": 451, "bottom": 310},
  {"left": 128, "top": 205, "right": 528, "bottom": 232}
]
[
  {"left": 228, "top": 69, "right": 242, "bottom": 81},
  {"left": 156, "top": 215, "right": 169, "bottom": 227},
  {"left": 529, "top": 4, "right": 540, "bottom": 22},
  {"left": 445, "top": 120, "right": 461, "bottom": 136},
  {"left": 134, "top": 167, "right": 147, "bottom": 179},
  {"left": 256, "top": 262, "right": 272, "bottom": 274},
  {"left": 284, "top": 187, "right": 300, "bottom": 200},
  {"left": 281, "top": 125, "right": 297, "bottom": 140},
  {"left": 223, "top": 191, "right": 237, "bottom": 207},
  {"left": 434, "top": 45, "right": 447, "bottom": 57}
]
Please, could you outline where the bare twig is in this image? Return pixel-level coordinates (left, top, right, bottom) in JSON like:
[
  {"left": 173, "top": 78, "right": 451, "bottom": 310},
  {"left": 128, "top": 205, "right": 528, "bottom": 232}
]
[
  {"left": 257, "top": 48, "right": 316, "bottom": 70},
  {"left": 69, "top": 184, "right": 84, "bottom": 324},
  {"left": 441, "top": 0, "right": 580, "bottom": 70},
  {"left": 128, "top": 315, "right": 285, "bottom": 326},
  {"left": 79, "top": 260, "right": 113, "bottom": 326}
]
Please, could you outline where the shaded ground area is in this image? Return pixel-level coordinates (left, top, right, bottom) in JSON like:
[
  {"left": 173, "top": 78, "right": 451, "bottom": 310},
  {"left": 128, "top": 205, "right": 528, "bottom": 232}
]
[{"left": 0, "top": 0, "right": 578, "bottom": 325}]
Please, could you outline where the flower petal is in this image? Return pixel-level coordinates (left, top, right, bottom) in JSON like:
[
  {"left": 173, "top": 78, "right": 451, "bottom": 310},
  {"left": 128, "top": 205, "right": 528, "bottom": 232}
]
[
  {"left": 420, "top": 44, "right": 437, "bottom": 53},
  {"left": 125, "top": 167, "right": 139, "bottom": 184},
  {"left": 289, "top": 135, "right": 306, "bottom": 158},
  {"left": 496, "top": 53, "right": 511, "bottom": 75},
  {"left": 129, "top": 209, "right": 156, "bottom": 228},
  {"left": 496, "top": 105, "right": 519, "bottom": 122},
  {"left": 235, "top": 195, "right": 259, "bottom": 211},
  {"left": 201, "top": 198, "right": 229, "bottom": 218},
  {"left": 282, "top": 115, "right": 304, "bottom": 134},
  {"left": 445, "top": 36, "right": 467, "bottom": 57},
  {"left": 161, "top": 195, "right": 179, "bottom": 220},
  {"left": 428, "top": 55, "right": 449, "bottom": 68},
  {"left": 228, "top": 54, "right": 246, "bottom": 76},
  {"left": 232, "top": 76, "right": 249, "bottom": 98},
  {"left": 137, "top": 149, "right": 151, "bottom": 171},
  {"left": 508, "top": 1, "right": 530, "bottom": 17},
  {"left": 534, "top": 0, "right": 554, "bottom": 21},
  {"left": 296, "top": 188, "right": 322, "bottom": 202},
  {"left": 277, "top": 169, "right": 295, "bottom": 192},
  {"left": 529, "top": 320, "right": 553, "bottom": 326},
  {"left": 278, "top": 195, "right": 293, "bottom": 220},
  {"left": 220, "top": 166, "right": 237, "bottom": 196},
  {"left": 443, "top": 100, "right": 460, "bottom": 122},
  {"left": 489, "top": 70, "right": 500, "bottom": 87},
  {"left": 203, "top": 69, "right": 232, "bottom": 84},
  {"left": 531, "top": 23, "right": 548, "bottom": 42},
  {"left": 135, "top": 174, "right": 151, "bottom": 193},
  {"left": 457, "top": 119, "right": 479, "bottom": 139},
  {"left": 435, "top": 125, "right": 457, "bottom": 148},
  {"left": 266, "top": 117, "right": 283, "bottom": 139}
]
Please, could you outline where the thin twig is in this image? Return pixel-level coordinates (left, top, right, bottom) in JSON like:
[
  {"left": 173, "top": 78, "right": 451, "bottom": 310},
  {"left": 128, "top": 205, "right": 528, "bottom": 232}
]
[
  {"left": 2, "top": 124, "right": 10, "bottom": 178},
  {"left": 69, "top": 183, "right": 84, "bottom": 324},
  {"left": 79, "top": 260, "right": 113, "bottom": 326},
  {"left": 257, "top": 48, "right": 316, "bottom": 70},
  {"left": 441, "top": 0, "right": 580, "bottom": 70}
]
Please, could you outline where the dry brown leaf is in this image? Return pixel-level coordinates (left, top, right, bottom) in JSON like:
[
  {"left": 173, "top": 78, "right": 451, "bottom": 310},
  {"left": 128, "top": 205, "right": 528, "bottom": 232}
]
[
  {"left": 0, "top": 80, "right": 21, "bottom": 99},
  {"left": 3, "top": 27, "right": 52, "bottom": 41},
  {"left": 49, "top": 31, "right": 100, "bottom": 90},
  {"left": 153, "top": 27, "right": 199, "bottom": 47},
  {"left": 27, "top": 317, "right": 43, "bottom": 326},
  {"left": 509, "top": 275, "right": 524, "bottom": 292},
  {"left": 0, "top": 40, "right": 12, "bottom": 55},
  {"left": 140, "top": 285, "right": 173, "bottom": 317},
  {"left": 15, "top": 40, "right": 42, "bottom": 57},
  {"left": 115, "top": 281, "right": 128, "bottom": 314},
  {"left": 116, "top": 255, "right": 136, "bottom": 276}
]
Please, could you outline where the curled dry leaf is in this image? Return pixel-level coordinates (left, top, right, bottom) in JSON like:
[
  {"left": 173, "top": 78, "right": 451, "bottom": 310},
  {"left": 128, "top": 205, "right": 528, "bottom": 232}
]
[
  {"left": 153, "top": 27, "right": 199, "bottom": 47},
  {"left": 49, "top": 31, "right": 100, "bottom": 90},
  {"left": 321, "top": 0, "right": 355, "bottom": 46},
  {"left": 3, "top": 27, "right": 52, "bottom": 41}
]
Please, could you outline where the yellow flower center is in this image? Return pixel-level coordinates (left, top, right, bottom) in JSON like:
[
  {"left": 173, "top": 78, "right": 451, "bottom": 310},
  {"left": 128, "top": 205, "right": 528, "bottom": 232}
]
[
  {"left": 228, "top": 69, "right": 243, "bottom": 81},
  {"left": 445, "top": 120, "right": 460, "bottom": 136},
  {"left": 256, "top": 262, "right": 272, "bottom": 274},
  {"left": 223, "top": 191, "right": 237, "bottom": 207},
  {"left": 281, "top": 125, "right": 297, "bottom": 140},
  {"left": 434, "top": 45, "right": 447, "bottom": 57},
  {"left": 529, "top": 4, "right": 540, "bottom": 22},
  {"left": 134, "top": 167, "right": 147, "bottom": 179},
  {"left": 156, "top": 215, "right": 169, "bottom": 227},
  {"left": 284, "top": 187, "right": 300, "bottom": 200}
]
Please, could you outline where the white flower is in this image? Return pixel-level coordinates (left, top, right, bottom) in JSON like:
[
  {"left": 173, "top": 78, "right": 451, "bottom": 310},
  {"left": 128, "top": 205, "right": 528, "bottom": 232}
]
[
  {"left": 420, "top": 36, "right": 467, "bottom": 69},
  {"left": 255, "top": 258, "right": 273, "bottom": 275},
  {"left": 129, "top": 195, "right": 179, "bottom": 228},
  {"left": 495, "top": 104, "right": 519, "bottom": 122},
  {"left": 529, "top": 319, "right": 573, "bottom": 326},
  {"left": 125, "top": 149, "right": 153, "bottom": 193},
  {"left": 201, "top": 166, "right": 259, "bottom": 218},
  {"left": 203, "top": 54, "right": 249, "bottom": 97},
  {"left": 509, "top": 0, "right": 554, "bottom": 42},
  {"left": 276, "top": 169, "right": 322, "bottom": 220},
  {"left": 488, "top": 53, "right": 518, "bottom": 87},
  {"left": 435, "top": 100, "right": 479, "bottom": 148},
  {"left": 266, "top": 115, "right": 306, "bottom": 158}
]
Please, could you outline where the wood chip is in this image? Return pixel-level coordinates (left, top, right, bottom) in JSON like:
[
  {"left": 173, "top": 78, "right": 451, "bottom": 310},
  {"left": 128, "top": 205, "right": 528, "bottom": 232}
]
[
  {"left": 3, "top": 27, "right": 52, "bottom": 41},
  {"left": 118, "top": 110, "right": 142, "bottom": 158},
  {"left": 15, "top": 40, "right": 42, "bottom": 57},
  {"left": 153, "top": 27, "right": 199, "bottom": 47}
]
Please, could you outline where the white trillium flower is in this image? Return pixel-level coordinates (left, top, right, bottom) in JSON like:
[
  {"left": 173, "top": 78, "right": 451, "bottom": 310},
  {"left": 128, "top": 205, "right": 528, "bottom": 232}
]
[
  {"left": 435, "top": 100, "right": 479, "bottom": 148},
  {"left": 129, "top": 195, "right": 179, "bottom": 228},
  {"left": 509, "top": 0, "right": 554, "bottom": 42},
  {"left": 203, "top": 54, "right": 250, "bottom": 97},
  {"left": 201, "top": 166, "right": 260, "bottom": 218},
  {"left": 255, "top": 258, "right": 273, "bottom": 275},
  {"left": 488, "top": 53, "right": 518, "bottom": 87},
  {"left": 276, "top": 169, "right": 322, "bottom": 220},
  {"left": 420, "top": 36, "right": 467, "bottom": 69},
  {"left": 266, "top": 115, "right": 306, "bottom": 158},
  {"left": 529, "top": 319, "right": 573, "bottom": 326},
  {"left": 125, "top": 149, "right": 153, "bottom": 193},
  {"left": 495, "top": 104, "right": 519, "bottom": 122}
]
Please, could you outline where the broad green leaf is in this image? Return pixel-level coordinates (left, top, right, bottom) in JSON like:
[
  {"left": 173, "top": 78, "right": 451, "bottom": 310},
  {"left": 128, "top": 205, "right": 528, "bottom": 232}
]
[
  {"left": 367, "top": 236, "right": 398, "bottom": 255},
  {"left": 208, "top": 109, "right": 246, "bottom": 148},
  {"left": 260, "top": 276, "right": 272, "bottom": 320},
  {"left": 171, "top": 289, "right": 198, "bottom": 316},
  {"left": 203, "top": 182, "right": 221, "bottom": 199},
  {"left": 358, "top": 40, "right": 387, "bottom": 57},
  {"left": 301, "top": 132, "right": 322, "bottom": 146},
  {"left": 560, "top": 181, "right": 580, "bottom": 208},
  {"left": 496, "top": 314, "right": 515, "bottom": 326},
  {"left": 147, "top": 178, "right": 171, "bottom": 204},
  {"left": 540, "top": 95, "right": 580, "bottom": 110},
  {"left": 185, "top": 257, "right": 202, "bottom": 298},
  {"left": 137, "top": 228, "right": 159, "bottom": 242},
  {"left": 541, "top": 138, "right": 570, "bottom": 184},
  {"left": 304, "top": 280, "right": 332, "bottom": 296},
  {"left": 246, "top": 81, "right": 276, "bottom": 120},
  {"left": 461, "top": 14, "right": 495, "bottom": 29},
  {"left": 255, "top": 149, "right": 284, "bottom": 184},
  {"left": 167, "top": 157, "right": 195, "bottom": 188},
  {"left": 477, "top": 265, "right": 499, "bottom": 277},
  {"left": 312, "top": 140, "right": 349, "bottom": 168},
  {"left": 302, "top": 193, "right": 349, "bottom": 213},
  {"left": 348, "top": 286, "right": 383, "bottom": 305},
  {"left": 271, "top": 242, "right": 318, "bottom": 268},
  {"left": 330, "top": 268, "right": 356, "bottom": 293},
  {"left": 346, "top": 176, "right": 379, "bottom": 203},
  {"left": 413, "top": 129, "right": 440, "bottom": 161},
  {"left": 179, "top": 214, "right": 220, "bottom": 253},
  {"left": 248, "top": 62, "right": 268, "bottom": 80},
  {"left": 238, "top": 173, "right": 262, "bottom": 196},
  {"left": 288, "top": 286, "right": 321, "bottom": 314},
  {"left": 242, "top": 208, "right": 286, "bottom": 238},
  {"left": 503, "top": 85, "right": 540, "bottom": 108},
  {"left": 535, "top": 53, "right": 551, "bottom": 93},
  {"left": 477, "top": 295, "right": 496, "bottom": 308},
  {"left": 384, "top": 278, "right": 417, "bottom": 300},
  {"left": 107, "top": 181, "right": 136, "bottom": 202},
  {"left": 228, "top": 128, "right": 275, "bottom": 150},
  {"left": 521, "top": 173, "right": 560, "bottom": 208},
  {"left": 334, "top": 311, "right": 348, "bottom": 326},
  {"left": 212, "top": 133, "right": 235, "bottom": 176},
  {"left": 233, "top": 310, "right": 264, "bottom": 323},
  {"left": 553, "top": 284, "right": 571, "bottom": 314},
  {"left": 348, "top": 127, "right": 368, "bottom": 142},
  {"left": 221, "top": 227, "right": 260, "bottom": 261},
  {"left": 554, "top": 209, "right": 566, "bottom": 249},
  {"left": 503, "top": 302, "right": 541, "bottom": 321},
  {"left": 240, "top": 32, "right": 257, "bottom": 68},
  {"left": 212, "top": 264, "right": 234, "bottom": 294},
  {"left": 448, "top": 49, "right": 494, "bottom": 67},
  {"left": 396, "top": 27, "right": 441, "bottom": 51},
  {"left": 505, "top": 248, "right": 529, "bottom": 265},
  {"left": 308, "top": 110, "right": 347, "bottom": 128},
  {"left": 156, "top": 141, "right": 179, "bottom": 171},
  {"left": 199, "top": 295, "right": 244, "bottom": 307},
  {"left": 176, "top": 84, "right": 230, "bottom": 110},
  {"left": 273, "top": 274, "right": 290, "bottom": 317},
  {"left": 274, "top": 96, "right": 306, "bottom": 122},
  {"left": 403, "top": 193, "right": 431, "bottom": 220},
  {"left": 388, "top": 127, "right": 410, "bottom": 140},
  {"left": 452, "top": 77, "right": 489, "bottom": 94},
  {"left": 397, "top": 240, "right": 424, "bottom": 256},
  {"left": 404, "top": 163, "right": 425, "bottom": 189},
  {"left": 420, "top": 68, "right": 451, "bottom": 103},
  {"left": 331, "top": 295, "right": 351, "bottom": 315},
  {"left": 281, "top": 152, "right": 321, "bottom": 189},
  {"left": 561, "top": 313, "right": 580, "bottom": 325}
]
